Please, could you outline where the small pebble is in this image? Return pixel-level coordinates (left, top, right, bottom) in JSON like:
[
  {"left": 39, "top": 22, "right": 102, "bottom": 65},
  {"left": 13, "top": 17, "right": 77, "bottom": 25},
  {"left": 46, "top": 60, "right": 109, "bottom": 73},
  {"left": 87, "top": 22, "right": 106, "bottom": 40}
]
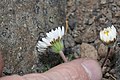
[
  {"left": 80, "top": 43, "right": 98, "bottom": 59},
  {"left": 100, "top": 0, "right": 107, "bottom": 4}
]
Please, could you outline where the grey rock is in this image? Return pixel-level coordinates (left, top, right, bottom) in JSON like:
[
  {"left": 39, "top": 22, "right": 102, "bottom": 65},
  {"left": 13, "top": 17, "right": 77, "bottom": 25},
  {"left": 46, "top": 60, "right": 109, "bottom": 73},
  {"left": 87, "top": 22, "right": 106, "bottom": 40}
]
[
  {"left": 72, "top": 45, "right": 81, "bottom": 58},
  {"left": 88, "top": 18, "right": 94, "bottom": 25},
  {"left": 116, "top": 1, "right": 120, "bottom": 6},
  {"left": 64, "top": 34, "right": 75, "bottom": 48},
  {"left": 106, "top": 9, "right": 112, "bottom": 20},
  {"left": 80, "top": 43, "right": 98, "bottom": 59},
  {"left": 99, "top": 17, "right": 106, "bottom": 24},
  {"left": 82, "top": 26, "right": 97, "bottom": 42},
  {"left": 72, "top": 25, "right": 97, "bottom": 43},
  {"left": 74, "top": 36, "right": 82, "bottom": 44},
  {"left": 108, "top": 0, "right": 114, "bottom": 3},
  {"left": 100, "top": 0, "right": 107, "bottom": 4},
  {"left": 68, "top": 18, "right": 77, "bottom": 30},
  {"left": 113, "top": 50, "right": 120, "bottom": 79},
  {"left": 115, "top": 11, "right": 120, "bottom": 17},
  {"left": 98, "top": 43, "right": 108, "bottom": 58},
  {"left": 84, "top": 17, "right": 95, "bottom": 25}
]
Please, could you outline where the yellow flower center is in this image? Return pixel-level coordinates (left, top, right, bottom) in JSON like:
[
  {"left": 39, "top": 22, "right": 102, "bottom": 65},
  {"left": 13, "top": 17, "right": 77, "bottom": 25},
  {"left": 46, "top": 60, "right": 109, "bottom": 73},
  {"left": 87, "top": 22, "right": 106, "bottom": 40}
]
[{"left": 104, "top": 30, "right": 109, "bottom": 36}]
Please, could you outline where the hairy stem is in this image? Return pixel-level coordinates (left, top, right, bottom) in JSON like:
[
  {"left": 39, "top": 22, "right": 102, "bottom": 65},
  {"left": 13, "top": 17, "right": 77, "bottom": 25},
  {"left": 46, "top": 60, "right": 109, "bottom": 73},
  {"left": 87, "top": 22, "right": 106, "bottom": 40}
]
[
  {"left": 59, "top": 51, "right": 68, "bottom": 62},
  {"left": 101, "top": 47, "right": 111, "bottom": 68}
]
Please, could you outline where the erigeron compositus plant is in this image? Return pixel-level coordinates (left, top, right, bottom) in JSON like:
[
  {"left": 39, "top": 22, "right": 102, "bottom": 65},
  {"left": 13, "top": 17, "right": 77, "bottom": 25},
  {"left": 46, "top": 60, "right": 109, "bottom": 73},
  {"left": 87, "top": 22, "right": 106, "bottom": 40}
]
[
  {"left": 36, "top": 26, "right": 68, "bottom": 62},
  {"left": 99, "top": 25, "right": 117, "bottom": 68}
]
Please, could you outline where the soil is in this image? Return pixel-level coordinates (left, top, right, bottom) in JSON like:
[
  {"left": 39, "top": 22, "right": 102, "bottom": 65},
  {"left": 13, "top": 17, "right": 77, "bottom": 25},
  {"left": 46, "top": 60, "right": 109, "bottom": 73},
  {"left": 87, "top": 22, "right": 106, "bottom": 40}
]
[{"left": 0, "top": 0, "right": 120, "bottom": 80}]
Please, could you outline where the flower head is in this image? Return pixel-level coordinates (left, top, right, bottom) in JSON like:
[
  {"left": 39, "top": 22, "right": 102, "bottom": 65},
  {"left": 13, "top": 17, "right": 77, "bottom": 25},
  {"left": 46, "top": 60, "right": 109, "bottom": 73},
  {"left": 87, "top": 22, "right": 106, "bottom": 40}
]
[
  {"left": 100, "top": 25, "right": 117, "bottom": 44},
  {"left": 37, "top": 26, "right": 64, "bottom": 53}
]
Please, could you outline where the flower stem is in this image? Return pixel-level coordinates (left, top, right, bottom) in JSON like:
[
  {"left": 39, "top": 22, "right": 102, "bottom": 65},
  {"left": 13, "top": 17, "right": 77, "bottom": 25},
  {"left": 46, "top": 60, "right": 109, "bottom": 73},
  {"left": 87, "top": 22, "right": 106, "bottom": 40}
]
[
  {"left": 65, "top": 17, "right": 68, "bottom": 34},
  {"left": 59, "top": 51, "right": 68, "bottom": 62},
  {"left": 101, "top": 47, "right": 111, "bottom": 68}
]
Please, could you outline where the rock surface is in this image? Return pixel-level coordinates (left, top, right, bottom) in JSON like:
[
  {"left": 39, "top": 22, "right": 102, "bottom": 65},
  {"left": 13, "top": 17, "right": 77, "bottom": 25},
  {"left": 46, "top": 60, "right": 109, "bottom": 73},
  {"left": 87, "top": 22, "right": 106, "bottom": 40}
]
[
  {"left": 80, "top": 43, "right": 98, "bottom": 60},
  {"left": 98, "top": 43, "right": 108, "bottom": 58},
  {"left": 0, "top": 0, "right": 66, "bottom": 75}
]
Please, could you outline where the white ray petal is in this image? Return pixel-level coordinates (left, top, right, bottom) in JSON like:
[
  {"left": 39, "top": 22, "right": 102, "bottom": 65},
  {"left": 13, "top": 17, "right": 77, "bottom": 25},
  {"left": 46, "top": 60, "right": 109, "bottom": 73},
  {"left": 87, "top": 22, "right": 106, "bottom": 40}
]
[
  {"left": 100, "top": 31, "right": 104, "bottom": 41},
  {"left": 111, "top": 25, "right": 117, "bottom": 37},
  {"left": 109, "top": 26, "right": 115, "bottom": 40},
  {"left": 53, "top": 28, "right": 58, "bottom": 39},
  {"left": 37, "top": 48, "right": 46, "bottom": 52},
  {"left": 51, "top": 29, "right": 56, "bottom": 39},
  {"left": 42, "top": 38, "right": 51, "bottom": 46},
  {"left": 111, "top": 25, "right": 116, "bottom": 31},
  {"left": 37, "top": 41, "right": 48, "bottom": 48},
  {"left": 58, "top": 27, "right": 61, "bottom": 37},
  {"left": 61, "top": 26, "right": 64, "bottom": 36},
  {"left": 46, "top": 32, "right": 53, "bottom": 39}
]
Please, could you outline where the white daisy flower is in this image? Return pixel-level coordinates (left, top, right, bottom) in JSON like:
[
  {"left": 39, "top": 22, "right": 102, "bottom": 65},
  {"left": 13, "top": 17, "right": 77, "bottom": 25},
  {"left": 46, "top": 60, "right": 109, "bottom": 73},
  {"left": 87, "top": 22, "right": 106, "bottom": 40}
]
[
  {"left": 37, "top": 26, "right": 64, "bottom": 53},
  {"left": 100, "top": 25, "right": 117, "bottom": 44}
]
